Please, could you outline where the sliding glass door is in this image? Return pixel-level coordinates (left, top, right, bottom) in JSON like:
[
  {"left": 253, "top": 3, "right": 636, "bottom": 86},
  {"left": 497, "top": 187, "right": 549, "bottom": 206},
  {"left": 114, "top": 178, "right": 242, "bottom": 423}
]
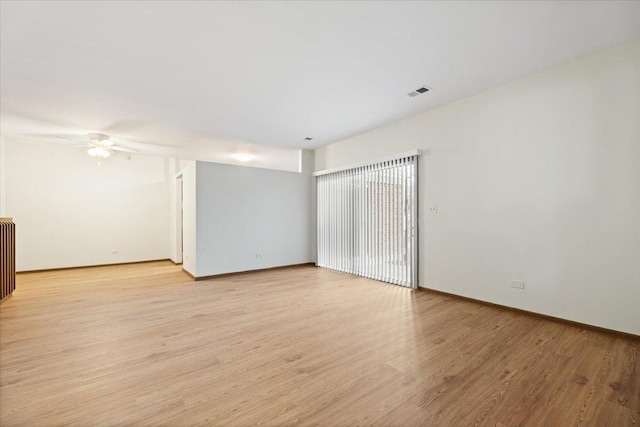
[{"left": 316, "top": 153, "right": 418, "bottom": 288}]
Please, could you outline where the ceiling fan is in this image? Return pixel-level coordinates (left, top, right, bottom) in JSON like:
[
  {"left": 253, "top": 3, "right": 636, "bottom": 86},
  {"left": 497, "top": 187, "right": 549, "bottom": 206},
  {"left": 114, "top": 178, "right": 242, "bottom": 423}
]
[
  {"left": 0, "top": 113, "right": 144, "bottom": 159},
  {"left": 82, "top": 133, "right": 138, "bottom": 159}
]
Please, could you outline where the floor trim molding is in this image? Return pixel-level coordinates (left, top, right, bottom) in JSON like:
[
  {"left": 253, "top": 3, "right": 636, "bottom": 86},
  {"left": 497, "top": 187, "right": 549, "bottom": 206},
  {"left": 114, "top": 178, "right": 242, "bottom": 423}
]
[
  {"left": 194, "top": 262, "right": 316, "bottom": 281},
  {"left": 420, "top": 287, "right": 640, "bottom": 341},
  {"left": 17, "top": 259, "right": 172, "bottom": 274}
]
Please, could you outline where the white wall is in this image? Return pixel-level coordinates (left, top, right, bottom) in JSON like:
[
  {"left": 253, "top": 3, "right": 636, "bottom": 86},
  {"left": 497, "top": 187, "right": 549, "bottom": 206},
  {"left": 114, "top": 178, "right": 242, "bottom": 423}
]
[
  {"left": 315, "top": 41, "right": 640, "bottom": 335},
  {"left": 3, "top": 140, "right": 171, "bottom": 271},
  {"left": 181, "top": 162, "right": 197, "bottom": 276},
  {"left": 194, "top": 150, "right": 315, "bottom": 277}
]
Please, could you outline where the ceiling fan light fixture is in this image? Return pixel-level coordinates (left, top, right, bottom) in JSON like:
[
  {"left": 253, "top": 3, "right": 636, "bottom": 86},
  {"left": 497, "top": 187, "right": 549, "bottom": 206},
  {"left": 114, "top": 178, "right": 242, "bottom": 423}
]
[{"left": 88, "top": 147, "right": 111, "bottom": 158}]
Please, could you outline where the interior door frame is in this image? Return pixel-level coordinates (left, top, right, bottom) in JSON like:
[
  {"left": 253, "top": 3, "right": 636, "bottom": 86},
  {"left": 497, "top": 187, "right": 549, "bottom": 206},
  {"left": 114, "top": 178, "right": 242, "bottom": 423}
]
[{"left": 174, "top": 173, "right": 183, "bottom": 264}]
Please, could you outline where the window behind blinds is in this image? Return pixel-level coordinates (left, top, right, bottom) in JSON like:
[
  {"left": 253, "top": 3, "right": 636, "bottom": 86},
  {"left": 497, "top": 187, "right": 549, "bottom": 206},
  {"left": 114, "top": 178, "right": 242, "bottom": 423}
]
[{"left": 316, "top": 153, "right": 418, "bottom": 288}]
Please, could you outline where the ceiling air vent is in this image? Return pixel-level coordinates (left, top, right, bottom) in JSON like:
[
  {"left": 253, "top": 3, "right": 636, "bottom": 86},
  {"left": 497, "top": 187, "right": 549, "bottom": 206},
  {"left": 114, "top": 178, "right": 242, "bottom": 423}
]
[{"left": 408, "top": 85, "right": 431, "bottom": 98}]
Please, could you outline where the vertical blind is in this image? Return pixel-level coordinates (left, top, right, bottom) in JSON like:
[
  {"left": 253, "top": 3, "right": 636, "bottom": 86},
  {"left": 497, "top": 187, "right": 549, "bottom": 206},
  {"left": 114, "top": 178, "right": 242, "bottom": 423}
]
[{"left": 316, "top": 153, "right": 419, "bottom": 288}]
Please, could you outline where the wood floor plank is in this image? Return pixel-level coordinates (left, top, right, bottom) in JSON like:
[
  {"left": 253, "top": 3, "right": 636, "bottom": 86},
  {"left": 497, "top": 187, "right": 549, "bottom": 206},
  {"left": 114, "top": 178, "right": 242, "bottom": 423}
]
[{"left": 1, "top": 261, "right": 638, "bottom": 426}]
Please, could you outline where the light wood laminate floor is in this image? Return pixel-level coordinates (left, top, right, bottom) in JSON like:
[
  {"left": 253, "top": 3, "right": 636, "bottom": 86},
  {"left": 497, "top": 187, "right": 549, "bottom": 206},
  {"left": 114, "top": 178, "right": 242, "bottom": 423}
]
[{"left": 0, "top": 261, "right": 638, "bottom": 426}]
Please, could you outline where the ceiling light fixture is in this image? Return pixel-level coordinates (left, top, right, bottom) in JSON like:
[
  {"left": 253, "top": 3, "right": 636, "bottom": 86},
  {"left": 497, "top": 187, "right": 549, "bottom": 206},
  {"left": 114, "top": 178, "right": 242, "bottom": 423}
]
[
  {"left": 88, "top": 146, "right": 111, "bottom": 158},
  {"left": 232, "top": 153, "right": 254, "bottom": 162}
]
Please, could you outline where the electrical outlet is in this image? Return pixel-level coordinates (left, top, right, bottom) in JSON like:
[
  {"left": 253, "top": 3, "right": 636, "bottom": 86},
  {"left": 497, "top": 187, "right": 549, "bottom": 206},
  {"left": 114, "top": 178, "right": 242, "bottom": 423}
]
[
  {"left": 111, "top": 250, "right": 119, "bottom": 255},
  {"left": 429, "top": 205, "right": 438, "bottom": 214},
  {"left": 511, "top": 280, "right": 525, "bottom": 289},
  {"left": 256, "top": 253, "right": 263, "bottom": 258}
]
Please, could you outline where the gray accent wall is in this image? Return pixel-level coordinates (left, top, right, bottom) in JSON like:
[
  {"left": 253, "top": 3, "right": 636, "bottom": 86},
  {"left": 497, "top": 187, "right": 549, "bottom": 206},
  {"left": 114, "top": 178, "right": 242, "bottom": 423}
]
[{"left": 195, "top": 150, "right": 315, "bottom": 277}]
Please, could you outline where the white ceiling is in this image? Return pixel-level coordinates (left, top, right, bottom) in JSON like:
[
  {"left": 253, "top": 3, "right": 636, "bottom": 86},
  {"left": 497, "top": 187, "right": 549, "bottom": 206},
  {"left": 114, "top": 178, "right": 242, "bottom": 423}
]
[{"left": 1, "top": 1, "right": 639, "bottom": 167}]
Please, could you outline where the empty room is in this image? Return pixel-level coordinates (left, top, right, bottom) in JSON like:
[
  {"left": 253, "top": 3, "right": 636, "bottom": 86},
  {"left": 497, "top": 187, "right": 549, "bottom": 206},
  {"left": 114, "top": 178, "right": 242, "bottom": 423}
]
[{"left": 0, "top": 1, "right": 639, "bottom": 426}]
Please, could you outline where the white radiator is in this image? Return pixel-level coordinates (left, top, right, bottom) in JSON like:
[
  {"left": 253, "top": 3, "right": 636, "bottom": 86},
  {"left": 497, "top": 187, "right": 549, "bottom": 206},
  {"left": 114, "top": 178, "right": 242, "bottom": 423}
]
[{"left": 1, "top": 218, "right": 16, "bottom": 302}]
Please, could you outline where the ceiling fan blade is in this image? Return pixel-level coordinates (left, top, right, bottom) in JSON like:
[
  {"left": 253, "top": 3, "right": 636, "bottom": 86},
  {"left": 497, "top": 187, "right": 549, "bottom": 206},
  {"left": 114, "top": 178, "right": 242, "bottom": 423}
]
[
  {"left": 111, "top": 137, "right": 183, "bottom": 149},
  {"left": 110, "top": 146, "right": 139, "bottom": 153},
  {"left": 15, "top": 133, "right": 85, "bottom": 144},
  {"left": 102, "top": 120, "right": 147, "bottom": 134}
]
